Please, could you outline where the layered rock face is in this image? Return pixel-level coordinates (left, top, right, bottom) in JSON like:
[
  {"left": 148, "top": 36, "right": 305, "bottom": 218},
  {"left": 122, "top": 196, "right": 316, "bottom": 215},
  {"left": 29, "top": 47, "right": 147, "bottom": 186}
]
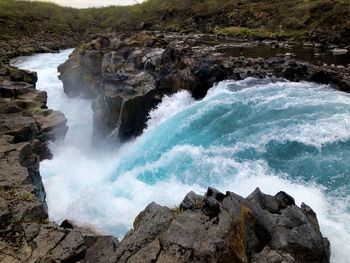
[
  {"left": 0, "top": 67, "right": 70, "bottom": 262},
  {"left": 58, "top": 32, "right": 350, "bottom": 145}
]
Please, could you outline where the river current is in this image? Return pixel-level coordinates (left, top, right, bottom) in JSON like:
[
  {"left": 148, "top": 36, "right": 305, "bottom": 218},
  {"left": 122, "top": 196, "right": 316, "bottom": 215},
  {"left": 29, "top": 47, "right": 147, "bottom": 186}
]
[{"left": 13, "top": 49, "right": 350, "bottom": 262}]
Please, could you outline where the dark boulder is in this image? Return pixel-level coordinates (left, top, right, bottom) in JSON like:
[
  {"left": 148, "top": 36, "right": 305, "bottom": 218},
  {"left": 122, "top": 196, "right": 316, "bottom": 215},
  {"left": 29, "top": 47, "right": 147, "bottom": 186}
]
[{"left": 111, "top": 188, "right": 330, "bottom": 263}]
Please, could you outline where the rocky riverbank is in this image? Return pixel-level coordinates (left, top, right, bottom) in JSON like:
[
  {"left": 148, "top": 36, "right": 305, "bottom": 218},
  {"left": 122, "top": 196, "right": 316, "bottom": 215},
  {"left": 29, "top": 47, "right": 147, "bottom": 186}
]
[{"left": 58, "top": 32, "right": 350, "bottom": 145}]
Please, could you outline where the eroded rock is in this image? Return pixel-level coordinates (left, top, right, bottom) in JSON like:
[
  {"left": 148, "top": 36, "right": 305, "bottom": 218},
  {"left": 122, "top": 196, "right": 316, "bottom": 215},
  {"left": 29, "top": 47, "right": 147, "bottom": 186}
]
[
  {"left": 111, "top": 187, "right": 330, "bottom": 263},
  {"left": 59, "top": 32, "right": 350, "bottom": 146}
]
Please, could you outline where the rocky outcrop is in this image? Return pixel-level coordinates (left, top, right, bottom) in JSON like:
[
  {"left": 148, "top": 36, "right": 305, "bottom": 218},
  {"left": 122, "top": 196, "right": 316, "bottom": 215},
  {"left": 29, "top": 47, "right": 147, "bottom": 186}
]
[
  {"left": 85, "top": 188, "right": 330, "bottom": 263},
  {"left": 0, "top": 66, "right": 70, "bottom": 261},
  {"left": 0, "top": 61, "right": 122, "bottom": 263},
  {"left": 0, "top": 183, "right": 330, "bottom": 263},
  {"left": 58, "top": 32, "right": 350, "bottom": 145}
]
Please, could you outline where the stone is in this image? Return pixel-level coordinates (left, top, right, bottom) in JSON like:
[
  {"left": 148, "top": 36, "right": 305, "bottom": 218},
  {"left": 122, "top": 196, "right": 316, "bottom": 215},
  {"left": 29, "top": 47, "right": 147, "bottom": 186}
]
[
  {"left": 48, "top": 230, "right": 86, "bottom": 262},
  {"left": 247, "top": 188, "right": 279, "bottom": 214},
  {"left": 9, "top": 68, "right": 37, "bottom": 85},
  {"left": 275, "top": 191, "right": 295, "bottom": 209},
  {"left": 84, "top": 236, "right": 119, "bottom": 263},
  {"left": 180, "top": 191, "right": 204, "bottom": 210},
  {"left": 111, "top": 188, "right": 330, "bottom": 263},
  {"left": 60, "top": 219, "right": 75, "bottom": 229},
  {"left": 36, "top": 110, "right": 68, "bottom": 141}
]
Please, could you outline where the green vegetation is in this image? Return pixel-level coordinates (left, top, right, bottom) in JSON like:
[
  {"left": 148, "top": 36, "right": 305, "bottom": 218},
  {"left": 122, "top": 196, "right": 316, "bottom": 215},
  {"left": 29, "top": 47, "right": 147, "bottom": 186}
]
[
  {"left": 0, "top": 0, "right": 349, "bottom": 44},
  {"left": 0, "top": 0, "right": 105, "bottom": 42},
  {"left": 16, "top": 191, "right": 36, "bottom": 202},
  {"left": 21, "top": 215, "right": 49, "bottom": 224},
  {"left": 215, "top": 27, "right": 307, "bottom": 40},
  {"left": 170, "top": 206, "right": 183, "bottom": 217}
]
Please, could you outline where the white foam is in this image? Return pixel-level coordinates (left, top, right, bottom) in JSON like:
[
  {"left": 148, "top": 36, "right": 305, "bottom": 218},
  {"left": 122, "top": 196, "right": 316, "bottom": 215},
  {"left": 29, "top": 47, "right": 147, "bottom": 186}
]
[{"left": 147, "top": 90, "right": 194, "bottom": 129}]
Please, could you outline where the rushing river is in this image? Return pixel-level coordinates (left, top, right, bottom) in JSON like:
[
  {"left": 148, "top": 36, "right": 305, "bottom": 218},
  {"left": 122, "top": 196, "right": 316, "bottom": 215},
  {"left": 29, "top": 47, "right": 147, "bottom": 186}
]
[{"left": 13, "top": 50, "right": 350, "bottom": 262}]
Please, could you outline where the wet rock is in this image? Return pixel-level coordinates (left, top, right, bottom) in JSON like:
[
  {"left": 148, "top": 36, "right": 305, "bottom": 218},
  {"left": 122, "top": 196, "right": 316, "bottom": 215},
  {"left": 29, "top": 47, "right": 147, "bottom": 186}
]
[
  {"left": 118, "top": 91, "right": 161, "bottom": 141},
  {"left": 310, "top": 69, "right": 337, "bottom": 84}
]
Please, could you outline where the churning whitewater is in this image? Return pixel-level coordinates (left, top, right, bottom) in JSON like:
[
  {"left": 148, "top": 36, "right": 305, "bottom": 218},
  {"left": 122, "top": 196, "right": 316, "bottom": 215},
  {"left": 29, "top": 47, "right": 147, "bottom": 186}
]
[{"left": 14, "top": 50, "right": 350, "bottom": 263}]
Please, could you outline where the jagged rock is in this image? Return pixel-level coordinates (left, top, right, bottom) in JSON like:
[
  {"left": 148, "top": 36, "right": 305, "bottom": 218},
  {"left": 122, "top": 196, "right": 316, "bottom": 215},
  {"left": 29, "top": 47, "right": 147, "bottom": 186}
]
[
  {"left": 48, "top": 230, "right": 86, "bottom": 262},
  {"left": 0, "top": 112, "right": 39, "bottom": 143},
  {"left": 180, "top": 191, "right": 204, "bottom": 211},
  {"left": 36, "top": 110, "right": 68, "bottom": 141},
  {"left": 0, "top": 58, "right": 69, "bottom": 262},
  {"left": 60, "top": 219, "right": 75, "bottom": 229},
  {"left": 9, "top": 68, "right": 37, "bottom": 86},
  {"left": 59, "top": 32, "right": 350, "bottom": 145},
  {"left": 113, "top": 202, "right": 172, "bottom": 262},
  {"left": 112, "top": 188, "right": 330, "bottom": 263},
  {"left": 84, "top": 236, "right": 119, "bottom": 263}
]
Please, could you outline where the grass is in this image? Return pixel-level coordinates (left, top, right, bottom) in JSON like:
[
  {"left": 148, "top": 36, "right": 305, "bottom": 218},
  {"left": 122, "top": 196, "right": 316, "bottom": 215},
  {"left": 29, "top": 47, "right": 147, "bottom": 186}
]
[
  {"left": 15, "top": 191, "right": 36, "bottom": 202},
  {"left": 215, "top": 26, "right": 307, "bottom": 40},
  {"left": 0, "top": 0, "right": 96, "bottom": 42},
  {"left": 170, "top": 206, "right": 183, "bottom": 217},
  {"left": 0, "top": 187, "right": 36, "bottom": 202},
  {"left": 1, "top": 0, "right": 349, "bottom": 45}
]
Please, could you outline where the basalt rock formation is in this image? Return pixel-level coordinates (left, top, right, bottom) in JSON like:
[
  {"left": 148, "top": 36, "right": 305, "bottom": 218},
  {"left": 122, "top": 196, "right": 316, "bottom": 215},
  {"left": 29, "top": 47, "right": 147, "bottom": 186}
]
[
  {"left": 53, "top": 188, "right": 329, "bottom": 263},
  {"left": 0, "top": 66, "right": 70, "bottom": 262},
  {"left": 108, "top": 187, "right": 330, "bottom": 263},
  {"left": 58, "top": 32, "right": 350, "bottom": 145}
]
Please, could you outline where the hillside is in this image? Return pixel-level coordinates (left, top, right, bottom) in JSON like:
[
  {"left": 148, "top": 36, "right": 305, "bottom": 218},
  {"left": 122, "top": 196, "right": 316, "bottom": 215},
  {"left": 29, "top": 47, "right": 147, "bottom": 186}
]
[
  {"left": 113, "top": 0, "right": 350, "bottom": 45},
  {"left": 0, "top": 0, "right": 349, "bottom": 53}
]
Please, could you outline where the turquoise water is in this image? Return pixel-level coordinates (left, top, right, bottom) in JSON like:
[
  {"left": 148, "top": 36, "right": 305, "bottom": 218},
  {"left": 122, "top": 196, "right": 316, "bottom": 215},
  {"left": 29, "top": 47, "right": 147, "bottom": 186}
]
[
  {"left": 14, "top": 51, "right": 350, "bottom": 262},
  {"left": 115, "top": 79, "right": 350, "bottom": 198}
]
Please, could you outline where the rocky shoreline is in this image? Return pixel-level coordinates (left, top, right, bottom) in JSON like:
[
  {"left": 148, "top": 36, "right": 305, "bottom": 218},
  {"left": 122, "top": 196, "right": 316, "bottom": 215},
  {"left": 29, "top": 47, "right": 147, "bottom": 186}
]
[
  {"left": 58, "top": 32, "right": 350, "bottom": 145},
  {"left": 0, "top": 32, "right": 342, "bottom": 262}
]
